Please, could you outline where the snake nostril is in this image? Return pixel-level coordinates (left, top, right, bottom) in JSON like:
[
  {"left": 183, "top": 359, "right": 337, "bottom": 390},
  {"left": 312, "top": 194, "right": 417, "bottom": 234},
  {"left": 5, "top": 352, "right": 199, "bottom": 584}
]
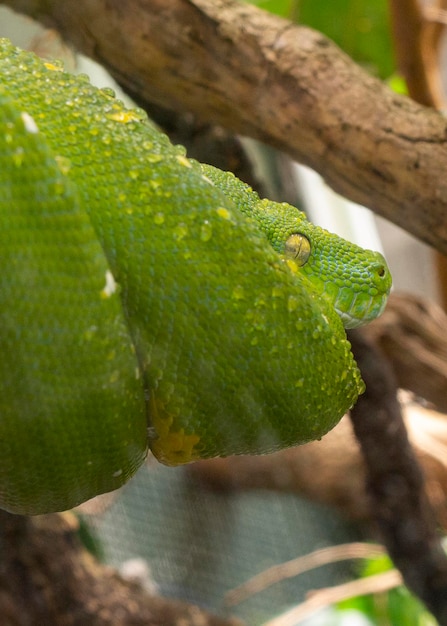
[{"left": 378, "top": 265, "right": 386, "bottom": 278}]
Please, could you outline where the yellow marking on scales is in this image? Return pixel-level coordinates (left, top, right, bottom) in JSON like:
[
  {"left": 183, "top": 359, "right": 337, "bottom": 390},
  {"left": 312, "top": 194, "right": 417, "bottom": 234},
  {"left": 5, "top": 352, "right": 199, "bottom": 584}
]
[
  {"left": 149, "top": 394, "right": 200, "bottom": 465},
  {"left": 44, "top": 61, "right": 63, "bottom": 72},
  {"left": 286, "top": 259, "right": 299, "bottom": 274},
  {"left": 216, "top": 207, "right": 232, "bottom": 220},
  {"left": 176, "top": 154, "right": 192, "bottom": 168},
  {"left": 106, "top": 109, "right": 142, "bottom": 123}
]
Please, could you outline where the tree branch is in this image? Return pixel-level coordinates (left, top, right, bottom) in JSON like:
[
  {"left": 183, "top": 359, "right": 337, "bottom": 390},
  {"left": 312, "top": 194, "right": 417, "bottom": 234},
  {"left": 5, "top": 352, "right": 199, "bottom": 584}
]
[
  {"left": 348, "top": 329, "right": 447, "bottom": 624},
  {"left": 4, "top": 0, "right": 447, "bottom": 253}
]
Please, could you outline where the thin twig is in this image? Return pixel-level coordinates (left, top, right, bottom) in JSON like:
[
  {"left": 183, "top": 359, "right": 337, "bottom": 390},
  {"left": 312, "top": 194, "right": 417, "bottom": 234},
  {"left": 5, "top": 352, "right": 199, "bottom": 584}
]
[
  {"left": 263, "top": 570, "right": 403, "bottom": 626},
  {"left": 225, "top": 542, "right": 386, "bottom": 606}
]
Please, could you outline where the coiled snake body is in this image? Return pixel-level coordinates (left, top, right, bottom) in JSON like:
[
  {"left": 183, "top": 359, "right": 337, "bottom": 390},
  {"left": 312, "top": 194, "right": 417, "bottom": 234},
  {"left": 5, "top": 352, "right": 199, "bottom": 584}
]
[{"left": 0, "top": 40, "right": 391, "bottom": 514}]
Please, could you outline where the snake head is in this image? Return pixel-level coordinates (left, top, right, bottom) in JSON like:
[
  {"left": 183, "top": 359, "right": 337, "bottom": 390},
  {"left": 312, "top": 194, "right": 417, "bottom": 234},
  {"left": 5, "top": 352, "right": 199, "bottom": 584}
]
[{"left": 281, "top": 221, "right": 392, "bottom": 329}]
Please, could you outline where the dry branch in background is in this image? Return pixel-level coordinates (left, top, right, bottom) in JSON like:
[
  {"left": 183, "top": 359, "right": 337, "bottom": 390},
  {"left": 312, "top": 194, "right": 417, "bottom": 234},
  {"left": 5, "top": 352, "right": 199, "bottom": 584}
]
[
  {"left": 389, "top": 0, "right": 446, "bottom": 108},
  {"left": 3, "top": 0, "right": 447, "bottom": 254}
]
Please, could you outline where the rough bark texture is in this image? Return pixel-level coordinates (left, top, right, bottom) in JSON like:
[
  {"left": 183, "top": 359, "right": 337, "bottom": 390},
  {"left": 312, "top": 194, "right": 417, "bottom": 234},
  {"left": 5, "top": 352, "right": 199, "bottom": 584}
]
[
  {"left": 0, "top": 510, "right": 243, "bottom": 626},
  {"left": 4, "top": 0, "right": 447, "bottom": 254},
  {"left": 348, "top": 330, "right": 447, "bottom": 625}
]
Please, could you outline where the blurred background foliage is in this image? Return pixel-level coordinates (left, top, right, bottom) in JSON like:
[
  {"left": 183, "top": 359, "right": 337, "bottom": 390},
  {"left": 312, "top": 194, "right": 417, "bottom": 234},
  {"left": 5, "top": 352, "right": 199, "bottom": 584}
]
[{"left": 248, "top": 0, "right": 395, "bottom": 78}]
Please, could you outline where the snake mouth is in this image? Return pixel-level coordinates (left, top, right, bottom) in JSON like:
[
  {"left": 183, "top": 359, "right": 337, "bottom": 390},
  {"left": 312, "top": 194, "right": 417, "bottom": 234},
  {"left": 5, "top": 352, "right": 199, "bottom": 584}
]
[{"left": 335, "top": 292, "right": 389, "bottom": 329}]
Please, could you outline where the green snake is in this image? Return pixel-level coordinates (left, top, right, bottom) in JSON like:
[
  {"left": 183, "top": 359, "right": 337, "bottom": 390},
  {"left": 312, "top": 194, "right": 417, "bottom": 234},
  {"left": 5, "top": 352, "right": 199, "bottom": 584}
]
[{"left": 0, "top": 39, "right": 391, "bottom": 515}]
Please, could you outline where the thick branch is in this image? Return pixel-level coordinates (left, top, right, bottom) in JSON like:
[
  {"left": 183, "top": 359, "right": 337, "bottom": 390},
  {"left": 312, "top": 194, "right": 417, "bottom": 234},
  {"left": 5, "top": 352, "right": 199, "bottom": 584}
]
[
  {"left": 4, "top": 0, "right": 447, "bottom": 253},
  {"left": 348, "top": 330, "right": 447, "bottom": 624}
]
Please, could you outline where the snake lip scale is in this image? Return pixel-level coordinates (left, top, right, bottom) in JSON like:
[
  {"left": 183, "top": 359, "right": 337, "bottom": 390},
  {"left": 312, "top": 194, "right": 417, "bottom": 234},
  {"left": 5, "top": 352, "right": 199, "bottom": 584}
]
[{"left": 335, "top": 291, "right": 388, "bottom": 329}]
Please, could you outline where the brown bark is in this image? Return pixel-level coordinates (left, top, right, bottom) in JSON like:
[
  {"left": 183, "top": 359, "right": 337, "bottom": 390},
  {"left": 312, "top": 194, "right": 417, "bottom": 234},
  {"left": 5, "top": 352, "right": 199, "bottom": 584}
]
[
  {"left": 0, "top": 510, "right": 243, "bottom": 626},
  {"left": 348, "top": 329, "right": 447, "bottom": 625},
  {"left": 4, "top": 0, "right": 447, "bottom": 254}
]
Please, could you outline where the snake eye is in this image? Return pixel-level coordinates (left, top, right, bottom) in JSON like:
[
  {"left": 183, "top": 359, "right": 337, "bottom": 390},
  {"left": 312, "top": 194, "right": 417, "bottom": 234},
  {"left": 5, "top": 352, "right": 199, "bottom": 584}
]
[{"left": 284, "top": 233, "right": 311, "bottom": 266}]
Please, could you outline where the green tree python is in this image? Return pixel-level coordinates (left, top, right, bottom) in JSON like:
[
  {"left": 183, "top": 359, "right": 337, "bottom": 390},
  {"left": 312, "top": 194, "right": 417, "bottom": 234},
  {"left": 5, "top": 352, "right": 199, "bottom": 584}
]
[{"left": 0, "top": 39, "right": 391, "bottom": 515}]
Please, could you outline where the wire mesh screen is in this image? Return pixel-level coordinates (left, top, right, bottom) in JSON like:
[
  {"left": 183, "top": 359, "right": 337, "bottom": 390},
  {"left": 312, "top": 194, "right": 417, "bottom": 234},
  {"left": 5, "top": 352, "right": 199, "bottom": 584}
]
[{"left": 83, "top": 461, "right": 361, "bottom": 624}]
